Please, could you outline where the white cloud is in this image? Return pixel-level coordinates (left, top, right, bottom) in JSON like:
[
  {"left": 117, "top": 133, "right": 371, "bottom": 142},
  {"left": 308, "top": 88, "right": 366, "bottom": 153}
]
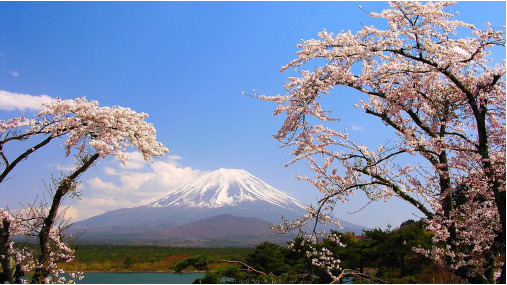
[
  {"left": 350, "top": 123, "right": 365, "bottom": 131},
  {"left": 0, "top": 90, "right": 54, "bottom": 111},
  {"left": 116, "top": 151, "right": 149, "bottom": 170},
  {"left": 62, "top": 206, "right": 82, "bottom": 222},
  {"left": 118, "top": 171, "right": 156, "bottom": 191},
  {"left": 150, "top": 155, "right": 201, "bottom": 189},
  {"left": 47, "top": 162, "right": 76, "bottom": 171},
  {"left": 103, "top": 166, "right": 119, "bottom": 176},
  {"left": 55, "top": 163, "right": 77, "bottom": 171},
  {"left": 65, "top": 152, "right": 201, "bottom": 222},
  {"left": 87, "top": 177, "right": 119, "bottom": 191},
  {"left": 9, "top": 71, "right": 19, "bottom": 77}
]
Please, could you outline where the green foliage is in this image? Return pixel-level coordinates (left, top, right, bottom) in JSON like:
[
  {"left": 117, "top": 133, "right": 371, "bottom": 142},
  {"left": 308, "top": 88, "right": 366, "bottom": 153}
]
[
  {"left": 364, "top": 220, "right": 433, "bottom": 279},
  {"left": 61, "top": 245, "right": 252, "bottom": 272},
  {"left": 245, "top": 241, "right": 288, "bottom": 275},
  {"left": 123, "top": 257, "right": 132, "bottom": 269},
  {"left": 322, "top": 220, "right": 434, "bottom": 283},
  {"left": 174, "top": 256, "right": 210, "bottom": 273},
  {"left": 285, "top": 236, "right": 333, "bottom": 283},
  {"left": 196, "top": 220, "right": 436, "bottom": 283},
  {"left": 192, "top": 271, "right": 222, "bottom": 284}
]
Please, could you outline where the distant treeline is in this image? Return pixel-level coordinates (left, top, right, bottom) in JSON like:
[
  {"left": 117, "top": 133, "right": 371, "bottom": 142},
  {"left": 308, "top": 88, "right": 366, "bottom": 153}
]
[
  {"left": 60, "top": 245, "right": 252, "bottom": 273},
  {"left": 59, "top": 219, "right": 466, "bottom": 283},
  {"left": 174, "top": 219, "right": 466, "bottom": 284}
]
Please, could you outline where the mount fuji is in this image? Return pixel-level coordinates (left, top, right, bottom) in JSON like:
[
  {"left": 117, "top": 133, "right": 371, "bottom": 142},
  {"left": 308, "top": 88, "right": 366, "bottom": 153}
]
[
  {"left": 145, "top": 168, "right": 304, "bottom": 212},
  {"left": 72, "top": 169, "right": 368, "bottom": 246}
]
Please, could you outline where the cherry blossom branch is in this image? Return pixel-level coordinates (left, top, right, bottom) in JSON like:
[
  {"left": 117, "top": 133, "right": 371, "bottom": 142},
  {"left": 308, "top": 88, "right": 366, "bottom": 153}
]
[
  {"left": 355, "top": 167, "right": 433, "bottom": 218},
  {"left": 0, "top": 135, "right": 55, "bottom": 184},
  {"left": 215, "top": 260, "right": 268, "bottom": 276},
  {"left": 32, "top": 153, "right": 100, "bottom": 283},
  {"left": 334, "top": 269, "right": 388, "bottom": 284}
]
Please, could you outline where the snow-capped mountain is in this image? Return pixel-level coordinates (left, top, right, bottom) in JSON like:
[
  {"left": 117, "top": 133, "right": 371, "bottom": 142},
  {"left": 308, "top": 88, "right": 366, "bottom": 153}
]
[
  {"left": 72, "top": 168, "right": 369, "bottom": 245},
  {"left": 73, "top": 168, "right": 306, "bottom": 230},
  {"left": 144, "top": 168, "right": 304, "bottom": 211}
]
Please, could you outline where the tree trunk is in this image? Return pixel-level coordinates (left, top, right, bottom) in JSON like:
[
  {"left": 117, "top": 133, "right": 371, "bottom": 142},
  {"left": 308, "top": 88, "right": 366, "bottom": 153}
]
[
  {"left": 359, "top": 251, "right": 364, "bottom": 274},
  {"left": 0, "top": 219, "right": 16, "bottom": 284},
  {"left": 400, "top": 253, "right": 405, "bottom": 277},
  {"left": 30, "top": 153, "right": 100, "bottom": 283}
]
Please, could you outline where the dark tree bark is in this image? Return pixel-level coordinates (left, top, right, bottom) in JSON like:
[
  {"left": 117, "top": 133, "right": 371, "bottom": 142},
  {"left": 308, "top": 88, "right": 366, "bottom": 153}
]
[{"left": 30, "top": 153, "right": 100, "bottom": 283}]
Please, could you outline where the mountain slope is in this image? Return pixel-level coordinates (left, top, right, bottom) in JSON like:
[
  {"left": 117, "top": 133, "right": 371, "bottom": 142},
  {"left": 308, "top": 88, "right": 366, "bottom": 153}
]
[
  {"left": 76, "top": 214, "right": 289, "bottom": 247},
  {"left": 72, "top": 168, "right": 370, "bottom": 245},
  {"left": 75, "top": 169, "right": 306, "bottom": 229},
  {"left": 161, "top": 214, "right": 272, "bottom": 238}
]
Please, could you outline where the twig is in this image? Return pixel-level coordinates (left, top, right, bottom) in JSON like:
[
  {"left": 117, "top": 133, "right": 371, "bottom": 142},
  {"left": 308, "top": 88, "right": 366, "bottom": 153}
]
[
  {"left": 215, "top": 260, "right": 268, "bottom": 276},
  {"left": 333, "top": 269, "right": 389, "bottom": 284}
]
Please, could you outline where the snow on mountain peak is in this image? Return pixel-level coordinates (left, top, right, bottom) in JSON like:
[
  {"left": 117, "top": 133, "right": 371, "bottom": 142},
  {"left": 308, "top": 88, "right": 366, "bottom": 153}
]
[{"left": 144, "top": 168, "right": 304, "bottom": 211}]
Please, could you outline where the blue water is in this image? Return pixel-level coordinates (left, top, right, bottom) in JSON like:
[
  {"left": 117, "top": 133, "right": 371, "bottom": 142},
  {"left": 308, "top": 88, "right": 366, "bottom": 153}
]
[
  {"left": 76, "top": 272, "right": 205, "bottom": 284},
  {"left": 72, "top": 272, "right": 353, "bottom": 284}
]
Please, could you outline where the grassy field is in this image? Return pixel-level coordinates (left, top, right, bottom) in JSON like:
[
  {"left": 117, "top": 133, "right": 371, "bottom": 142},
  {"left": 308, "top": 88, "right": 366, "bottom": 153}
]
[{"left": 60, "top": 245, "right": 253, "bottom": 273}]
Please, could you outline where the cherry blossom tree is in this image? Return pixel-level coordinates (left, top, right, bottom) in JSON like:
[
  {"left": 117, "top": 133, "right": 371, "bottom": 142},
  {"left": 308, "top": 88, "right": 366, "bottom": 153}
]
[
  {"left": 0, "top": 97, "right": 168, "bottom": 283},
  {"left": 259, "top": 2, "right": 505, "bottom": 283}
]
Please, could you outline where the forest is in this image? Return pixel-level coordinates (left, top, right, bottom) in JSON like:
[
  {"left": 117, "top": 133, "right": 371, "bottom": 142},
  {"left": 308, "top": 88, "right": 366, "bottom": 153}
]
[
  {"left": 172, "top": 219, "right": 467, "bottom": 284},
  {"left": 53, "top": 219, "right": 469, "bottom": 284}
]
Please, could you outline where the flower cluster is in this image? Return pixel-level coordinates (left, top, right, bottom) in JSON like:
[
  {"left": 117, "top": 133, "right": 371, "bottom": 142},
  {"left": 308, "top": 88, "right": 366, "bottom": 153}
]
[
  {"left": 1, "top": 207, "right": 83, "bottom": 284},
  {"left": 37, "top": 97, "right": 169, "bottom": 162}
]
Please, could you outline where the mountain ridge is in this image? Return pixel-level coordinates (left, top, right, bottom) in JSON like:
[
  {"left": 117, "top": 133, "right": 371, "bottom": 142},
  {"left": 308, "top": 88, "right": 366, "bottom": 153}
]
[{"left": 72, "top": 168, "right": 370, "bottom": 246}]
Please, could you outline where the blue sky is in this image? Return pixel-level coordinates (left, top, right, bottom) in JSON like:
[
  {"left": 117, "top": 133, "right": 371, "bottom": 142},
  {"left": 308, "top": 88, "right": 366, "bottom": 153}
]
[{"left": 0, "top": 1, "right": 505, "bottom": 229}]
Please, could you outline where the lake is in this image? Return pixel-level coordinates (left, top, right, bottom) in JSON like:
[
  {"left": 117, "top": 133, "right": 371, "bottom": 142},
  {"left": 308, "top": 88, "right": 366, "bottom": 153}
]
[{"left": 76, "top": 272, "right": 205, "bottom": 284}]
